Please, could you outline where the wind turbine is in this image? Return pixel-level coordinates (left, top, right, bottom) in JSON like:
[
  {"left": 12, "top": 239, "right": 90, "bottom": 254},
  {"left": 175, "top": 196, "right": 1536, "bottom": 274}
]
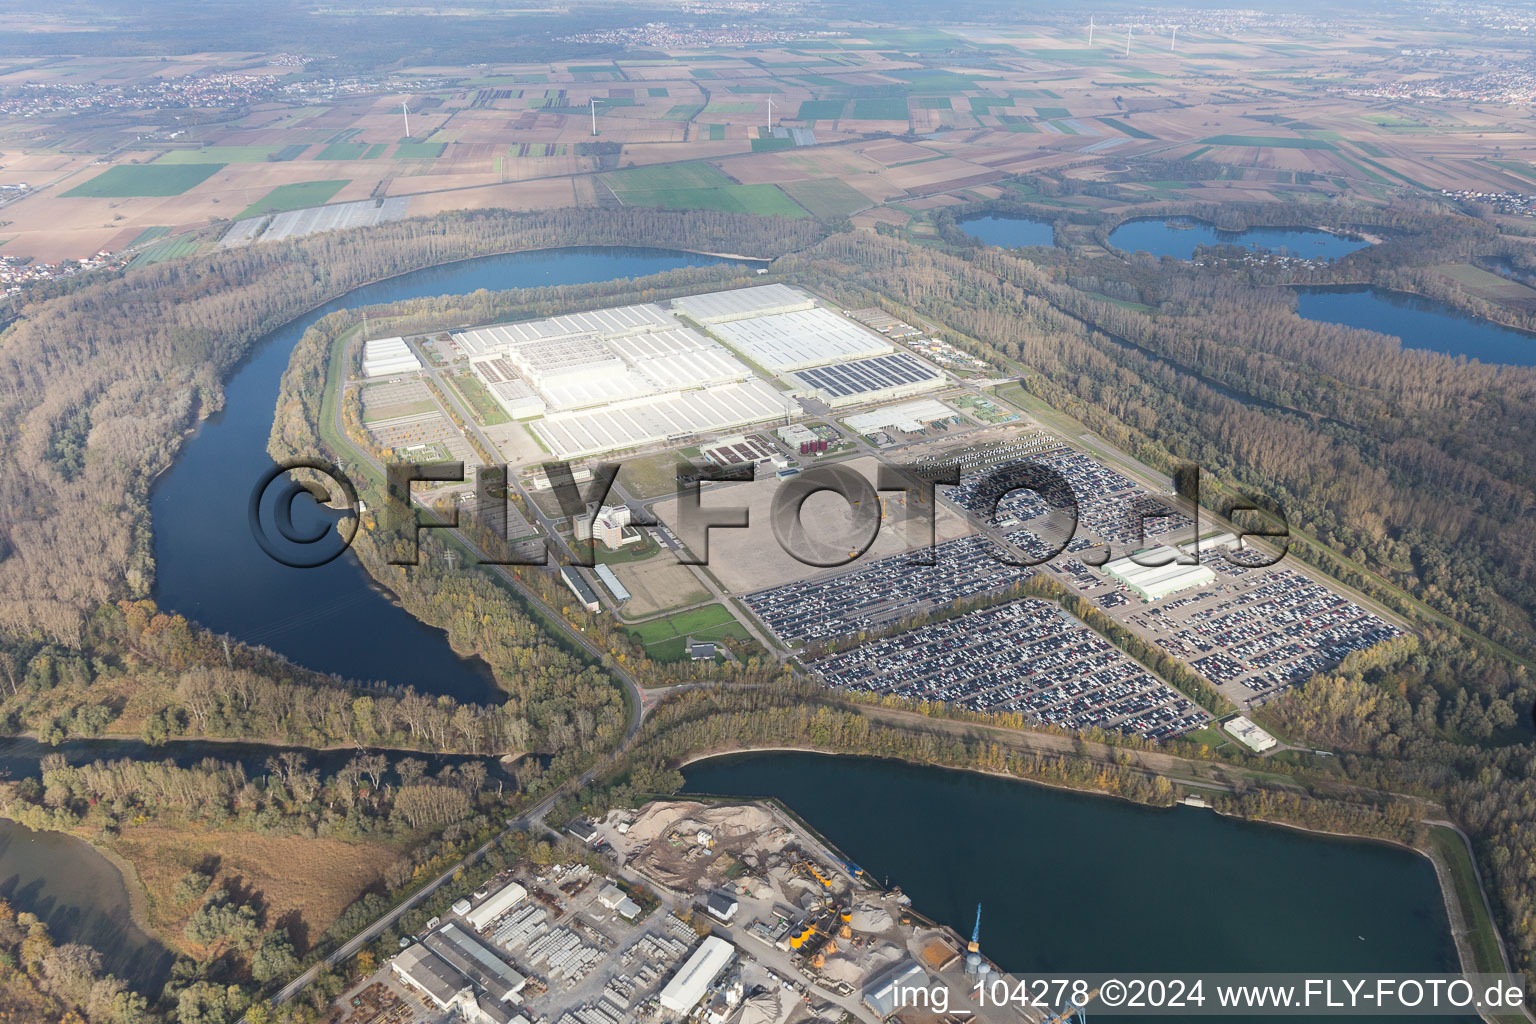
[
  {"left": 401, "top": 101, "right": 410, "bottom": 139},
  {"left": 1171, "top": 25, "right": 1179, "bottom": 51},
  {"left": 1124, "top": 27, "right": 1132, "bottom": 58},
  {"left": 1088, "top": 15, "right": 1095, "bottom": 46},
  {"left": 590, "top": 96, "right": 598, "bottom": 136},
  {"left": 766, "top": 96, "right": 775, "bottom": 131}
]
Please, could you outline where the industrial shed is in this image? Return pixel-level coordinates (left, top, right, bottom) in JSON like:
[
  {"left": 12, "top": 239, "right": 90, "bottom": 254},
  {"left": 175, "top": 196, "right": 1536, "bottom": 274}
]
[
  {"left": 670, "top": 283, "right": 813, "bottom": 323},
  {"left": 708, "top": 306, "right": 893, "bottom": 371},
  {"left": 843, "top": 398, "right": 958, "bottom": 435},
  {"left": 789, "top": 351, "right": 945, "bottom": 407},
  {"left": 362, "top": 337, "right": 421, "bottom": 378},
  {"left": 464, "top": 881, "right": 528, "bottom": 932},
  {"left": 533, "top": 379, "right": 799, "bottom": 460},
  {"left": 659, "top": 936, "right": 735, "bottom": 1014},
  {"left": 1101, "top": 549, "right": 1218, "bottom": 601}
]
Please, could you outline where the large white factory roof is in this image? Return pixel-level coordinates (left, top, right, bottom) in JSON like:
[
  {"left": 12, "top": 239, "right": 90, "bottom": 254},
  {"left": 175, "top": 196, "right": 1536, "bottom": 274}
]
[
  {"left": 362, "top": 337, "right": 421, "bottom": 378},
  {"left": 1102, "top": 549, "right": 1217, "bottom": 601},
  {"left": 670, "top": 283, "right": 814, "bottom": 323},
  {"left": 534, "top": 378, "right": 798, "bottom": 459},
  {"left": 710, "top": 306, "right": 893, "bottom": 371},
  {"left": 453, "top": 303, "right": 675, "bottom": 356},
  {"left": 659, "top": 936, "right": 735, "bottom": 1013},
  {"left": 843, "top": 398, "right": 956, "bottom": 435}
]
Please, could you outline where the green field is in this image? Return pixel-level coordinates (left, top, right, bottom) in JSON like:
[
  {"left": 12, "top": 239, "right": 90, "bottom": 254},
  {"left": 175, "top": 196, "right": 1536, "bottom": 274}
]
[
  {"left": 751, "top": 137, "right": 795, "bottom": 152},
  {"left": 1098, "top": 117, "right": 1156, "bottom": 140},
  {"left": 235, "top": 179, "right": 349, "bottom": 220},
  {"left": 1034, "top": 106, "right": 1070, "bottom": 118},
  {"left": 604, "top": 161, "right": 735, "bottom": 193},
  {"left": 703, "top": 102, "right": 758, "bottom": 114},
  {"left": 850, "top": 97, "right": 910, "bottom": 120},
  {"left": 916, "top": 97, "right": 952, "bottom": 110},
  {"left": 447, "top": 371, "right": 510, "bottom": 426},
  {"left": 648, "top": 87, "right": 669, "bottom": 97},
  {"left": 890, "top": 69, "right": 983, "bottom": 91},
  {"left": 316, "top": 142, "right": 373, "bottom": 160},
  {"left": 157, "top": 145, "right": 296, "bottom": 164},
  {"left": 796, "top": 99, "right": 846, "bottom": 120},
  {"left": 618, "top": 185, "right": 808, "bottom": 217},
  {"left": 1202, "top": 134, "right": 1336, "bottom": 150},
  {"left": 394, "top": 141, "right": 446, "bottom": 158},
  {"left": 781, "top": 179, "right": 868, "bottom": 220},
  {"left": 127, "top": 235, "right": 200, "bottom": 269},
  {"left": 625, "top": 603, "right": 751, "bottom": 661},
  {"left": 63, "top": 162, "right": 225, "bottom": 198}
]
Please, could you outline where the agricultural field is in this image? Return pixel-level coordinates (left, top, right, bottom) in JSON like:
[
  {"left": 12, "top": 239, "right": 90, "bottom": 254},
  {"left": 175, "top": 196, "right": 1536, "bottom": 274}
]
[
  {"left": 235, "top": 179, "right": 350, "bottom": 219},
  {"left": 61, "top": 162, "right": 226, "bottom": 197},
  {"left": 10, "top": 21, "right": 1536, "bottom": 261}
]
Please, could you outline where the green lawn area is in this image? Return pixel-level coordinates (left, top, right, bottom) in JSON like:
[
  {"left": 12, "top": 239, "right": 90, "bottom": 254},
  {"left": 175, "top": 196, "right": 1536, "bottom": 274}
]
[
  {"left": 1201, "top": 134, "right": 1336, "bottom": 150},
  {"left": 156, "top": 146, "right": 289, "bottom": 164},
  {"left": 625, "top": 603, "right": 751, "bottom": 662},
  {"left": 394, "top": 141, "right": 446, "bottom": 158},
  {"left": 235, "top": 180, "right": 350, "bottom": 220},
  {"left": 1427, "top": 827, "right": 1512, "bottom": 989},
  {"left": 796, "top": 99, "right": 846, "bottom": 120},
  {"left": 447, "top": 371, "right": 510, "bottom": 426},
  {"left": 850, "top": 97, "right": 910, "bottom": 120},
  {"left": 780, "top": 179, "right": 868, "bottom": 220},
  {"left": 63, "top": 162, "right": 225, "bottom": 198}
]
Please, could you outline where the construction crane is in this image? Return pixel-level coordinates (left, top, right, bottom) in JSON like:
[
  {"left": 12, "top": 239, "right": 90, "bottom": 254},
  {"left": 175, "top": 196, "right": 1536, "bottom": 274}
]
[{"left": 1039, "top": 989, "right": 1099, "bottom": 1024}]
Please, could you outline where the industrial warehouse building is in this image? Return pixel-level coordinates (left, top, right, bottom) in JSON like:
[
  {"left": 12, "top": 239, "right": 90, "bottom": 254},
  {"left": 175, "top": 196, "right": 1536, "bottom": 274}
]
[
  {"left": 391, "top": 923, "right": 529, "bottom": 1024},
  {"left": 361, "top": 337, "right": 421, "bottom": 378},
  {"left": 706, "top": 306, "right": 893, "bottom": 371},
  {"left": 1101, "top": 548, "right": 1218, "bottom": 601},
  {"left": 559, "top": 566, "right": 601, "bottom": 612},
  {"left": 864, "top": 961, "right": 928, "bottom": 1018},
  {"left": 659, "top": 936, "right": 735, "bottom": 1014},
  {"left": 464, "top": 881, "right": 528, "bottom": 932},
  {"left": 533, "top": 379, "right": 798, "bottom": 460},
  {"left": 789, "top": 351, "right": 945, "bottom": 407},
  {"left": 670, "top": 283, "right": 813, "bottom": 323},
  {"left": 594, "top": 563, "right": 630, "bottom": 603},
  {"left": 843, "top": 398, "right": 959, "bottom": 436}
]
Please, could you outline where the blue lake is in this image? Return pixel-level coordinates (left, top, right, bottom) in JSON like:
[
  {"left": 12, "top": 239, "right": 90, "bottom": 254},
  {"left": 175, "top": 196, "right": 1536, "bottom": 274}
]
[
  {"left": 1109, "top": 218, "right": 1371, "bottom": 261},
  {"left": 1296, "top": 286, "right": 1536, "bottom": 367}
]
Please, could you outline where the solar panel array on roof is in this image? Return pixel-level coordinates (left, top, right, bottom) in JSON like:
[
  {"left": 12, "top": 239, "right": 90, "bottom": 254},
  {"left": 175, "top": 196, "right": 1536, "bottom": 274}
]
[{"left": 791, "top": 352, "right": 943, "bottom": 406}]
